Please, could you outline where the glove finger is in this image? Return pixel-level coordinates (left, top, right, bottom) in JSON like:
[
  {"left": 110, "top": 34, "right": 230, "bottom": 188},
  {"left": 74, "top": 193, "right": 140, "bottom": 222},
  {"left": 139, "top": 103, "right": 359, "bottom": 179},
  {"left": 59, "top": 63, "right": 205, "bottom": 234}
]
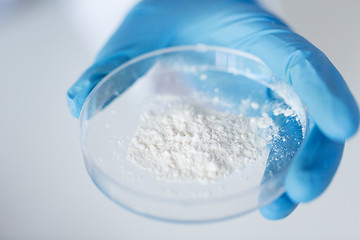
[
  {"left": 260, "top": 193, "right": 298, "bottom": 220},
  {"left": 285, "top": 125, "right": 344, "bottom": 203},
  {"left": 286, "top": 48, "right": 359, "bottom": 141},
  {"left": 232, "top": 34, "right": 359, "bottom": 142}
]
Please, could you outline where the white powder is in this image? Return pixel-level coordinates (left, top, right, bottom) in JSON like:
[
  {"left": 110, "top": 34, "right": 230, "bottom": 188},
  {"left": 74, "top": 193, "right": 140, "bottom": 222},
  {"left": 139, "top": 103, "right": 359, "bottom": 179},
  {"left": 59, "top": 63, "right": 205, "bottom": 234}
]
[{"left": 127, "top": 103, "right": 276, "bottom": 183}]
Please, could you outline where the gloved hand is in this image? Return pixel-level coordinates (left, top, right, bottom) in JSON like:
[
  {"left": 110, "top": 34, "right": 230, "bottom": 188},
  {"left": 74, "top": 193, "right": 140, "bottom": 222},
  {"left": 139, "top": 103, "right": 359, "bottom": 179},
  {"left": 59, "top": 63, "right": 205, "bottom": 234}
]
[{"left": 67, "top": 0, "right": 359, "bottom": 219}]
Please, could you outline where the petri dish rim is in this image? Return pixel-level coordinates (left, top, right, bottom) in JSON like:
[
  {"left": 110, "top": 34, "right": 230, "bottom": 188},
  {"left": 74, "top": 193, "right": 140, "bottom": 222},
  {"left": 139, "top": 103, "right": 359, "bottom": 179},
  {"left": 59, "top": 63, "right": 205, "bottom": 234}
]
[{"left": 78, "top": 45, "right": 309, "bottom": 222}]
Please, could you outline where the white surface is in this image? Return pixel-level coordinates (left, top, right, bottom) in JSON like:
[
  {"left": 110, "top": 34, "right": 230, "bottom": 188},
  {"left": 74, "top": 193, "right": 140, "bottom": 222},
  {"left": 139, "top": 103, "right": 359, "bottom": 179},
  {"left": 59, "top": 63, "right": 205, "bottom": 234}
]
[
  {"left": 0, "top": 0, "right": 359, "bottom": 239},
  {"left": 63, "top": 0, "right": 138, "bottom": 56}
]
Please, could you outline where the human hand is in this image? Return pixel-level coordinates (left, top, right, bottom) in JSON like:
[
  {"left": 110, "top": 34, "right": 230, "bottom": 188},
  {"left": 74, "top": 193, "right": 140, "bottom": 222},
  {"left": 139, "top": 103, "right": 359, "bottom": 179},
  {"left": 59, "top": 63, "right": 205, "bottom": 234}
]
[{"left": 67, "top": 0, "right": 359, "bottom": 219}]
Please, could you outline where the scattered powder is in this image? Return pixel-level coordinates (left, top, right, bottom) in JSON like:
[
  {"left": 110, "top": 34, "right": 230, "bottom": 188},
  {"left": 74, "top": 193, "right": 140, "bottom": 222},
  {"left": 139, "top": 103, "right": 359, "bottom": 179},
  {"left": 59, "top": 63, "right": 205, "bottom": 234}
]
[
  {"left": 199, "top": 74, "right": 207, "bottom": 81},
  {"left": 127, "top": 103, "right": 276, "bottom": 183},
  {"left": 250, "top": 102, "right": 259, "bottom": 109},
  {"left": 273, "top": 107, "right": 296, "bottom": 117}
]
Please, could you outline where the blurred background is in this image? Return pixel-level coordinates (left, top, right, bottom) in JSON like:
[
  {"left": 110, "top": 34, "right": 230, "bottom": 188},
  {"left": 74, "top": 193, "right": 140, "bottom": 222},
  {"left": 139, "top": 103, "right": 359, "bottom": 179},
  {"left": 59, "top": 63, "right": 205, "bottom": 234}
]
[{"left": 0, "top": 0, "right": 359, "bottom": 239}]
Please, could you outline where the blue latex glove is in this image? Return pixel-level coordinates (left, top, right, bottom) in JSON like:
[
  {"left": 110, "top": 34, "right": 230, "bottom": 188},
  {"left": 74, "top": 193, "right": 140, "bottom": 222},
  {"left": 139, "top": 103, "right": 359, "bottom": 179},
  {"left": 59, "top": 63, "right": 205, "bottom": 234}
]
[{"left": 67, "top": 0, "right": 359, "bottom": 219}]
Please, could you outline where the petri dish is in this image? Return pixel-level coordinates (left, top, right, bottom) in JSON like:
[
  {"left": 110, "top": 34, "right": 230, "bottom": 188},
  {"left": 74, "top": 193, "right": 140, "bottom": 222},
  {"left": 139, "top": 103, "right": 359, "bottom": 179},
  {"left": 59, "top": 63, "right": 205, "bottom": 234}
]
[{"left": 79, "top": 45, "right": 309, "bottom": 223}]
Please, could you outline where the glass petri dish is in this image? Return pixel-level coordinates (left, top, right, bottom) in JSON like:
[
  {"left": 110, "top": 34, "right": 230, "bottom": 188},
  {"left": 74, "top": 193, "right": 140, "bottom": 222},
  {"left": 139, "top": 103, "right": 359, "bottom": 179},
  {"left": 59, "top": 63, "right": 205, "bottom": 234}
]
[{"left": 79, "top": 45, "right": 309, "bottom": 223}]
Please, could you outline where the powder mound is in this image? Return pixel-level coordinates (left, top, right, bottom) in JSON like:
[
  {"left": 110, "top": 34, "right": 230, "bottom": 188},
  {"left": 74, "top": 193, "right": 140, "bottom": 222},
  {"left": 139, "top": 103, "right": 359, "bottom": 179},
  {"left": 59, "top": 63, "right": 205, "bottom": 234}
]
[{"left": 127, "top": 104, "right": 275, "bottom": 183}]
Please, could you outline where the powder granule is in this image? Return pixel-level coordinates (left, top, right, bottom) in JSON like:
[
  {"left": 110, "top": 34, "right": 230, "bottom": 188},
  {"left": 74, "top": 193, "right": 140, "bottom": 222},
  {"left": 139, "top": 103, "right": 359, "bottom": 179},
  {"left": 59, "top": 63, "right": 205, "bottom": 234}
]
[{"left": 127, "top": 103, "right": 275, "bottom": 183}]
